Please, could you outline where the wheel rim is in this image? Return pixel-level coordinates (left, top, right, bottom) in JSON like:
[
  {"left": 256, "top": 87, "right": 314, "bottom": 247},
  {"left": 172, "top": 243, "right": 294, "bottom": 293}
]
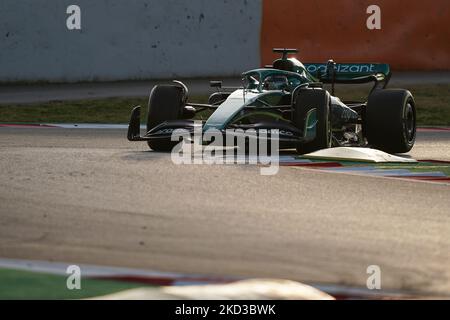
[{"left": 403, "top": 102, "right": 415, "bottom": 143}]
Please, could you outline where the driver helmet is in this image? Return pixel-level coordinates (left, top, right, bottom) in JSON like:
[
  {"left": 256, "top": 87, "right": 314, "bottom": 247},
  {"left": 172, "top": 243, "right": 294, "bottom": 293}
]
[{"left": 263, "top": 75, "right": 289, "bottom": 90}]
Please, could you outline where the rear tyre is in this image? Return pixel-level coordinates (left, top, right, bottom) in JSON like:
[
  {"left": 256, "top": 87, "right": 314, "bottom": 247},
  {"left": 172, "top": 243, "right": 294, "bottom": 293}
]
[
  {"left": 365, "top": 89, "right": 416, "bottom": 153},
  {"left": 293, "top": 88, "right": 332, "bottom": 154},
  {"left": 146, "top": 85, "right": 185, "bottom": 151}
]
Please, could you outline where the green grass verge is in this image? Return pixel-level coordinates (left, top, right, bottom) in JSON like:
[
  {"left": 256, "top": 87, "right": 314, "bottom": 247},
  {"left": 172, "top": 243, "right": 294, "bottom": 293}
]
[
  {"left": 0, "top": 268, "right": 147, "bottom": 299},
  {"left": 373, "top": 163, "right": 450, "bottom": 176},
  {"left": 0, "top": 85, "right": 448, "bottom": 125},
  {"left": 0, "top": 96, "right": 211, "bottom": 124},
  {"left": 296, "top": 157, "right": 450, "bottom": 176},
  {"left": 306, "top": 160, "right": 450, "bottom": 176}
]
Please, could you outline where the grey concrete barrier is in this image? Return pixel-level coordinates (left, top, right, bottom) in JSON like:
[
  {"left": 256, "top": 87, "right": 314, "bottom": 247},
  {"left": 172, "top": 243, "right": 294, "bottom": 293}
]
[{"left": 0, "top": 0, "right": 262, "bottom": 82}]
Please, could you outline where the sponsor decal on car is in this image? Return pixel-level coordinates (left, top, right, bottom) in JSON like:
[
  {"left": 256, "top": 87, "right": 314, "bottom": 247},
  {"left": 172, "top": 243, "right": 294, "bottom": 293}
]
[
  {"left": 306, "top": 63, "right": 376, "bottom": 74},
  {"left": 154, "top": 128, "right": 175, "bottom": 135}
]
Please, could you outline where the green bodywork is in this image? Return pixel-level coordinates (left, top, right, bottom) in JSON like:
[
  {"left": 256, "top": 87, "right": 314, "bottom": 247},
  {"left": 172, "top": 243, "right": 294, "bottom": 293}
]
[
  {"left": 203, "top": 67, "right": 309, "bottom": 132},
  {"left": 202, "top": 57, "right": 390, "bottom": 133},
  {"left": 203, "top": 89, "right": 262, "bottom": 131}
]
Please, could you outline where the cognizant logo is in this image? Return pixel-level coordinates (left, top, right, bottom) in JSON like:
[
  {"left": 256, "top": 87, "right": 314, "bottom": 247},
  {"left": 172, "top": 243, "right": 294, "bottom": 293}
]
[{"left": 306, "top": 64, "right": 376, "bottom": 74}]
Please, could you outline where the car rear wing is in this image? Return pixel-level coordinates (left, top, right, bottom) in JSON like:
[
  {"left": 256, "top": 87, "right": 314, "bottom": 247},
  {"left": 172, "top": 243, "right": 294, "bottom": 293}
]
[{"left": 304, "top": 62, "right": 391, "bottom": 94}]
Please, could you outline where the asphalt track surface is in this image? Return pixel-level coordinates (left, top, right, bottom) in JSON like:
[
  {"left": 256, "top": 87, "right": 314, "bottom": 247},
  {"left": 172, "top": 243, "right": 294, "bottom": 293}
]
[{"left": 0, "top": 128, "right": 449, "bottom": 296}]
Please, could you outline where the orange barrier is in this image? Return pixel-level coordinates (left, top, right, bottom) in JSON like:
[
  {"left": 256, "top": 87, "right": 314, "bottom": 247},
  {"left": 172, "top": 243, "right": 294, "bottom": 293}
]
[{"left": 261, "top": 0, "right": 450, "bottom": 70}]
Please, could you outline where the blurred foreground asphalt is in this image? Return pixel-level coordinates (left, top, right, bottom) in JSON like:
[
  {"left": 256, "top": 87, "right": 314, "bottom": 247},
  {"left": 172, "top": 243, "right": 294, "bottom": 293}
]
[{"left": 0, "top": 127, "right": 449, "bottom": 296}]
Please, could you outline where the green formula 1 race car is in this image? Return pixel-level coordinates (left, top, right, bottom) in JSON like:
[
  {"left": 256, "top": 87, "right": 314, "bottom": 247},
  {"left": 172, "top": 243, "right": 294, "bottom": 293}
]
[{"left": 128, "top": 48, "right": 416, "bottom": 154}]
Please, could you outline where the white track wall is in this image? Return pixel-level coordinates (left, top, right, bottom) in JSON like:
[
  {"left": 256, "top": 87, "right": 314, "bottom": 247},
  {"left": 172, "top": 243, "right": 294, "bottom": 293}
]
[{"left": 0, "top": 0, "right": 262, "bottom": 82}]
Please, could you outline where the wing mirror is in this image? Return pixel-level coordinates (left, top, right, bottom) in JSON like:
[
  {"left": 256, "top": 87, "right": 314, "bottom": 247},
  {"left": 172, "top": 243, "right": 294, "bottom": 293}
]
[{"left": 210, "top": 80, "right": 222, "bottom": 88}]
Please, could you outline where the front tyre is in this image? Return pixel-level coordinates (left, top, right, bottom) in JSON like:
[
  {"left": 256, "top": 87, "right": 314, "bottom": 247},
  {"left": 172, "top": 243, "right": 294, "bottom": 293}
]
[
  {"left": 293, "top": 88, "right": 332, "bottom": 154},
  {"left": 146, "top": 85, "right": 185, "bottom": 151},
  {"left": 365, "top": 89, "right": 416, "bottom": 153}
]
